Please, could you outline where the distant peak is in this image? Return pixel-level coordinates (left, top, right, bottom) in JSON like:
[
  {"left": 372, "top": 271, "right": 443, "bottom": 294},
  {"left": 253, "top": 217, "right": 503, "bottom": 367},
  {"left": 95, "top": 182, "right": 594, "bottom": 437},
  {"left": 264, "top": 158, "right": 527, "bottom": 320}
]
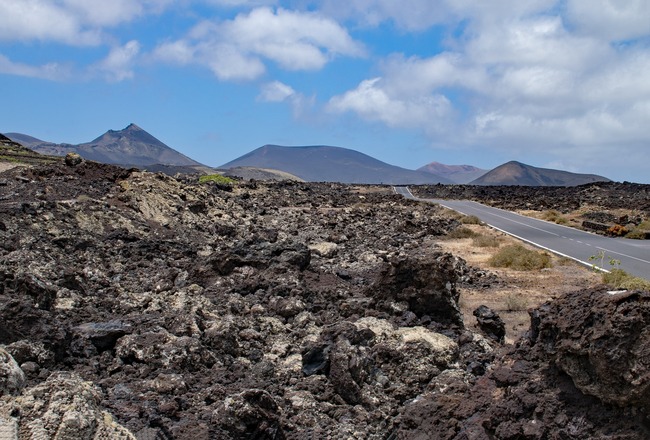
[{"left": 125, "top": 123, "right": 143, "bottom": 131}]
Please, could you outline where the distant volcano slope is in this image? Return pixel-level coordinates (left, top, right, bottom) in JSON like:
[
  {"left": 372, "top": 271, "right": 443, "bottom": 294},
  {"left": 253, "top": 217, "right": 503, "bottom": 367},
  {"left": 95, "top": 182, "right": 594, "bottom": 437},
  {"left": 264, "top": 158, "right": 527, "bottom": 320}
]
[
  {"left": 471, "top": 161, "right": 610, "bottom": 186},
  {"left": 221, "top": 144, "right": 452, "bottom": 184},
  {"left": 7, "top": 124, "right": 203, "bottom": 168}
]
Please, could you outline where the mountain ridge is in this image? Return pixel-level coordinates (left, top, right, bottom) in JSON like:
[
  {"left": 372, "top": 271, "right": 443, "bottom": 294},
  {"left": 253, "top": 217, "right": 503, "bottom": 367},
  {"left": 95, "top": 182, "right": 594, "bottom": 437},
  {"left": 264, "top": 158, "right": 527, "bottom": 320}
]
[
  {"left": 418, "top": 161, "right": 488, "bottom": 184},
  {"left": 470, "top": 160, "right": 611, "bottom": 186},
  {"left": 221, "top": 144, "right": 452, "bottom": 184},
  {"left": 7, "top": 124, "right": 203, "bottom": 168}
]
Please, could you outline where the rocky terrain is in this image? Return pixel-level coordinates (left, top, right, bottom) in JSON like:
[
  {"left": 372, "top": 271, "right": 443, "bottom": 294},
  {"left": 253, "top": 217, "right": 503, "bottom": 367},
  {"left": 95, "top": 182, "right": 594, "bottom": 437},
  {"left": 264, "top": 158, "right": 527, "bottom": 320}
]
[
  {"left": 414, "top": 182, "right": 650, "bottom": 237},
  {"left": 1, "top": 159, "right": 649, "bottom": 439}
]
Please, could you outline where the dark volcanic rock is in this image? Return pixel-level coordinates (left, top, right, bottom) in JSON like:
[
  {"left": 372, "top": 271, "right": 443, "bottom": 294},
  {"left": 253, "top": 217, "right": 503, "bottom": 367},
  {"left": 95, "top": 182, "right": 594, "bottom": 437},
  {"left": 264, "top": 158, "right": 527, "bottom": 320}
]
[
  {"left": 473, "top": 305, "right": 505, "bottom": 342},
  {"left": 373, "top": 252, "right": 464, "bottom": 327},
  {"left": 1, "top": 160, "right": 648, "bottom": 439},
  {"left": 531, "top": 288, "right": 650, "bottom": 410}
]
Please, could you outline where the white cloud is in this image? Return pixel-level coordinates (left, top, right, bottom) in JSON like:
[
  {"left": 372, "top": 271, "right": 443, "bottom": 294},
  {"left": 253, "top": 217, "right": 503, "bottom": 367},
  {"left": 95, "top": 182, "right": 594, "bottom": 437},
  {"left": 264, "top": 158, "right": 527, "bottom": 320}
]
[
  {"left": 93, "top": 40, "right": 141, "bottom": 82},
  {"left": 153, "top": 7, "right": 365, "bottom": 80},
  {"left": 258, "top": 81, "right": 296, "bottom": 102},
  {"left": 0, "top": 53, "right": 70, "bottom": 80},
  {"left": 327, "top": 77, "right": 453, "bottom": 132},
  {"left": 566, "top": 0, "right": 650, "bottom": 41},
  {"left": 327, "top": 2, "right": 650, "bottom": 173},
  {"left": 258, "top": 80, "right": 315, "bottom": 119},
  {"left": 0, "top": 0, "right": 173, "bottom": 45}
]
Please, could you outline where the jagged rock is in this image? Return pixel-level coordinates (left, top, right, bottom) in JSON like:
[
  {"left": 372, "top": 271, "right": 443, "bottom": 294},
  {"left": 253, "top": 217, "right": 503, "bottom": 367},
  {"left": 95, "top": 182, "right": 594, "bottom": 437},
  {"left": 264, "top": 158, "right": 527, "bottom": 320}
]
[
  {"left": 530, "top": 288, "right": 650, "bottom": 410},
  {"left": 0, "top": 348, "right": 25, "bottom": 396},
  {"left": 473, "top": 305, "right": 506, "bottom": 342},
  {"left": 0, "top": 372, "right": 136, "bottom": 439},
  {"left": 1, "top": 160, "right": 647, "bottom": 439},
  {"left": 372, "top": 253, "right": 464, "bottom": 326}
]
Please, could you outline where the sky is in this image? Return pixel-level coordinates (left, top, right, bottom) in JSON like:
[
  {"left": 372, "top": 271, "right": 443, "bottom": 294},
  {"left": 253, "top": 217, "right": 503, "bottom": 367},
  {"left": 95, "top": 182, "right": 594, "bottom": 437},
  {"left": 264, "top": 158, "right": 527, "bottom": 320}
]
[{"left": 1, "top": 0, "right": 649, "bottom": 183}]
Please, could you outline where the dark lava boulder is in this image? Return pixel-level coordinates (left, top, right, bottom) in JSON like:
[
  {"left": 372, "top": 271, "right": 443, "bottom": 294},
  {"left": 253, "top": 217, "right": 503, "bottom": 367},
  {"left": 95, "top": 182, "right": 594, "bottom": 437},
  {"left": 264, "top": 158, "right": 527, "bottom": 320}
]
[
  {"left": 530, "top": 288, "right": 650, "bottom": 411},
  {"left": 473, "top": 305, "right": 505, "bottom": 343},
  {"left": 372, "top": 252, "right": 464, "bottom": 327}
]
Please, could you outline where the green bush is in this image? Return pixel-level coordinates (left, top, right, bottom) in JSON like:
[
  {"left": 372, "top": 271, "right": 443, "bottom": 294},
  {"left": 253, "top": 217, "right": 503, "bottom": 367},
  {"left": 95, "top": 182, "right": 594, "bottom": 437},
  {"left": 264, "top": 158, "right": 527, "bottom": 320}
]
[
  {"left": 460, "top": 215, "right": 483, "bottom": 225},
  {"left": 447, "top": 227, "right": 478, "bottom": 239},
  {"left": 199, "top": 174, "right": 236, "bottom": 185},
  {"left": 488, "top": 244, "right": 552, "bottom": 271},
  {"left": 602, "top": 269, "right": 650, "bottom": 290},
  {"left": 472, "top": 235, "right": 501, "bottom": 248}
]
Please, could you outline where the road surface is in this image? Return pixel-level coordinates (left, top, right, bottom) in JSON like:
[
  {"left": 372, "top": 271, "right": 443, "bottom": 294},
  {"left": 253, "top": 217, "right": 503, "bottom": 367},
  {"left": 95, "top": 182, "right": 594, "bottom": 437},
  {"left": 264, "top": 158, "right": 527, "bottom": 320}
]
[{"left": 394, "top": 186, "right": 650, "bottom": 279}]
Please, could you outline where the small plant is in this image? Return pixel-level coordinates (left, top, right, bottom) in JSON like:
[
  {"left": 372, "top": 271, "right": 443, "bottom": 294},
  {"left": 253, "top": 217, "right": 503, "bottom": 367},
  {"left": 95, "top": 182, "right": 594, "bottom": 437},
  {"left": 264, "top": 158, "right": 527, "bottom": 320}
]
[
  {"left": 542, "top": 210, "right": 568, "bottom": 225},
  {"left": 488, "top": 244, "right": 552, "bottom": 271},
  {"left": 461, "top": 215, "right": 483, "bottom": 225},
  {"left": 199, "top": 174, "right": 236, "bottom": 185},
  {"left": 447, "top": 227, "right": 478, "bottom": 239},
  {"left": 504, "top": 293, "right": 529, "bottom": 311},
  {"left": 588, "top": 251, "right": 650, "bottom": 290},
  {"left": 472, "top": 235, "right": 501, "bottom": 248},
  {"left": 607, "top": 224, "right": 628, "bottom": 236},
  {"left": 625, "top": 228, "right": 648, "bottom": 240}
]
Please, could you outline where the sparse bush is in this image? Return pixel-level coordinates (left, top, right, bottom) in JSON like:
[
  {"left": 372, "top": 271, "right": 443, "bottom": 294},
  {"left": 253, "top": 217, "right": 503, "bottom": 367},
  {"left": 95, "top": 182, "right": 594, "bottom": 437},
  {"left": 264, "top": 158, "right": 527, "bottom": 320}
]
[
  {"left": 505, "top": 293, "right": 529, "bottom": 311},
  {"left": 472, "top": 235, "right": 501, "bottom": 248},
  {"left": 602, "top": 269, "right": 650, "bottom": 291},
  {"left": 488, "top": 244, "right": 552, "bottom": 271},
  {"left": 625, "top": 228, "right": 648, "bottom": 240},
  {"left": 542, "top": 210, "right": 568, "bottom": 225},
  {"left": 447, "top": 227, "right": 478, "bottom": 239},
  {"left": 199, "top": 174, "right": 236, "bottom": 185},
  {"left": 461, "top": 215, "right": 483, "bottom": 225},
  {"left": 637, "top": 220, "right": 650, "bottom": 230}
]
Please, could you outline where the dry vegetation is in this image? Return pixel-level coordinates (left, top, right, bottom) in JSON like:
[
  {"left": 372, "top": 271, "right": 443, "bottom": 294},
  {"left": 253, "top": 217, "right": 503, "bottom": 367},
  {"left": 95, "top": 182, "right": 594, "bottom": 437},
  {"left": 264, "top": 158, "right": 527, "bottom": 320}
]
[{"left": 435, "top": 215, "right": 602, "bottom": 343}]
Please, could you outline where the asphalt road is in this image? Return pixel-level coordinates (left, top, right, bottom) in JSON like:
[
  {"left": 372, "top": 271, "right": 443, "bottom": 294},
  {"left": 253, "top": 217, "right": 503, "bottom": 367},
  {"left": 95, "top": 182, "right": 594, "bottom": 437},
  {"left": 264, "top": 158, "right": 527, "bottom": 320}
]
[{"left": 394, "top": 186, "right": 650, "bottom": 280}]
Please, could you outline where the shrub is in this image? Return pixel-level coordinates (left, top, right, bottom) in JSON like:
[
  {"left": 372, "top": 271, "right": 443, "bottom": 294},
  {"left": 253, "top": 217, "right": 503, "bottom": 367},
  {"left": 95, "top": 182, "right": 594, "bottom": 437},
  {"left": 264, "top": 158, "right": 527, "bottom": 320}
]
[
  {"left": 542, "top": 210, "right": 568, "bottom": 225},
  {"left": 447, "top": 227, "right": 478, "bottom": 239},
  {"left": 199, "top": 174, "right": 236, "bottom": 185},
  {"left": 472, "top": 235, "right": 501, "bottom": 248},
  {"left": 602, "top": 269, "right": 650, "bottom": 290},
  {"left": 461, "top": 215, "right": 483, "bottom": 225},
  {"left": 488, "top": 244, "right": 552, "bottom": 271},
  {"left": 625, "top": 228, "right": 648, "bottom": 240},
  {"left": 505, "top": 293, "right": 529, "bottom": 311},
  {"left": 607, "top": 224, "right": 628, "bottom": 236}
]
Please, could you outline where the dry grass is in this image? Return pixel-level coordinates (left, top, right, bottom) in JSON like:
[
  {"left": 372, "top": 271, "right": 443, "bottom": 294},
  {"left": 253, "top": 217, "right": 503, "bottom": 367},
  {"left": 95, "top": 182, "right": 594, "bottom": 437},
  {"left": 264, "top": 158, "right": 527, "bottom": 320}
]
[{"left": 435, "top": 223, "right": 601, "bottom": 343}]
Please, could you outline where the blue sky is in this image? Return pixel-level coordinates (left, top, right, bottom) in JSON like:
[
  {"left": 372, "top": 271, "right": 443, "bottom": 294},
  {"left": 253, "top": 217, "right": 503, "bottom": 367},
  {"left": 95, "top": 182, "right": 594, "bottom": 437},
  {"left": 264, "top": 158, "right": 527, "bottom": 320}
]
[{"left": 1, "top": 0, "right": 649, "bottom": 183}]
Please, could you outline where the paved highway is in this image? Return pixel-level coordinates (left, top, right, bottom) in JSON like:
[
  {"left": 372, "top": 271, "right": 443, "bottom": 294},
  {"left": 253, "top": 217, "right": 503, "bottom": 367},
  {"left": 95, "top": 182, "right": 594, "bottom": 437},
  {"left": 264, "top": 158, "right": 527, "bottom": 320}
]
[{"left": 394, "top": 186, "right": 650, "bottom": 279}]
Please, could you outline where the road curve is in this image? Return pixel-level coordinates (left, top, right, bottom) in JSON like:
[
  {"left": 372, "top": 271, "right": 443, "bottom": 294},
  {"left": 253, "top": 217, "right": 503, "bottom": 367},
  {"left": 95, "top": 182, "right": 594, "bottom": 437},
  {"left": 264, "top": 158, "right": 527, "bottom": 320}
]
[{"left": 394, "top": 186, "right": 650, "bottom": 280}]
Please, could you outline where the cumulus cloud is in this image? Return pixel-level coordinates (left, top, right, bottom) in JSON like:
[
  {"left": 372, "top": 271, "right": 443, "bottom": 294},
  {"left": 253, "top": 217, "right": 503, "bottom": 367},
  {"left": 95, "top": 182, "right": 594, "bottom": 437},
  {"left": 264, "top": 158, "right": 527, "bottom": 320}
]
[
  {"left": 258, "top": 80, "right": 296, "bottom": 102},
  {"left": 327, "top": 2, "right": 650, "bottom": 174},
  {"left": 153, "top": 7, "right": 365, "bottom": 80},
  {"left": 258, "top": 80, "right": 315, "bottom": 119},
  {"left": 93, "top": 40, "right": 141, "bottom": 82},
  {"left": 0, "top": 0, "right": 172, "bottom": 45},
  {"left": 0, "top": 54, "right": 70, "bottom": 80}
]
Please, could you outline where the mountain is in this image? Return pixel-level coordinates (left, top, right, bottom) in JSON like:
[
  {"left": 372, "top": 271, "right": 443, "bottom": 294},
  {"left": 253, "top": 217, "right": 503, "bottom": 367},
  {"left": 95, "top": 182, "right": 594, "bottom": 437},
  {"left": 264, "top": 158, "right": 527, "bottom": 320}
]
[
  {"left": 1, "top": 133, "right": 60, "bottom": 168},
  {"left": 418, "top": 162, "right": 487, "bottom": 184},
  {"left": 220, "top": 145, "right": 452, "bottom": 184},
  {"left": 470, "top": 161, "right": 611, "bottom": 186},
  {"left": 7, "top": 124, "right": 203, "bottom": 168}
]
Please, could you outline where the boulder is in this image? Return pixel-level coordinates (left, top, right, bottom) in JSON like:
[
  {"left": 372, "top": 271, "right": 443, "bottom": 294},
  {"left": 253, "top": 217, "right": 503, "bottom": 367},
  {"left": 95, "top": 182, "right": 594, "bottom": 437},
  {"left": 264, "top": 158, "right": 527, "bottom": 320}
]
[
  {"left": 372, "top": 252, "right": 464, "bottom": 326},
  {"left": 473, "top": 305, "right": 506, "bottom": 342},
  {"left": 0, "top": 348, "right": 25, "bottom": 396}
]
